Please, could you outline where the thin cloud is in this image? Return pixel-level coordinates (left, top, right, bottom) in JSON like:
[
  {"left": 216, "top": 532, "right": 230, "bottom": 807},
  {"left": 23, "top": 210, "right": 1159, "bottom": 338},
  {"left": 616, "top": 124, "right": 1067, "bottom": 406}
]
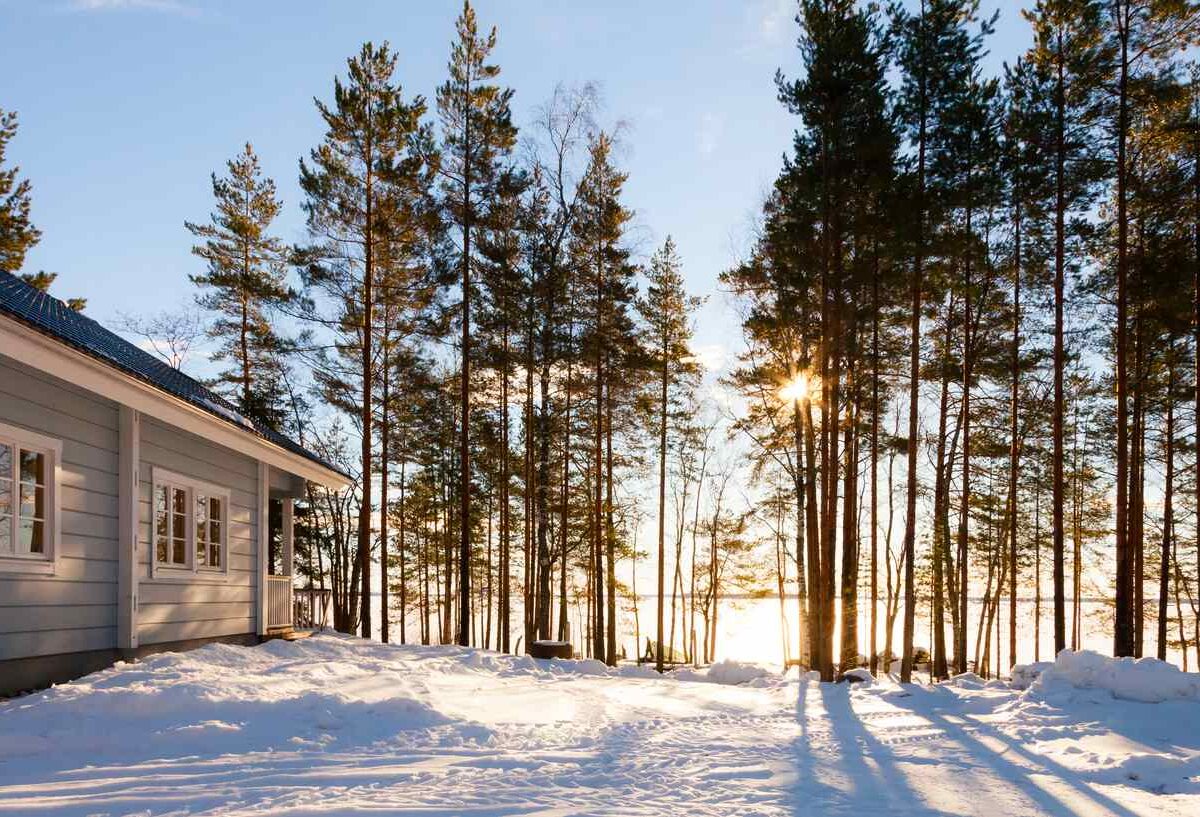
[
  {"left": 755, "top": 0, "right": 796, "bottom": 47},
  {"left": 68, "top": 0, "right": 197, "bottom": 15},
  {"left": 688, "top": 342, "right": 728, "bottom": 374},
  {"left": 697, "top": 112, "right": 724, "bottom": 157}
]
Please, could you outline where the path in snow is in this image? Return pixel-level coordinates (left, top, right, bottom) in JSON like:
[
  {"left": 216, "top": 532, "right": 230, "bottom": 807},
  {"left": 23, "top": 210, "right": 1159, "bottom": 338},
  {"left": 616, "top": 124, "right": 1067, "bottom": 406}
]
[{"left": 0, "top": 635, "right": 1196, "bottom": 816}]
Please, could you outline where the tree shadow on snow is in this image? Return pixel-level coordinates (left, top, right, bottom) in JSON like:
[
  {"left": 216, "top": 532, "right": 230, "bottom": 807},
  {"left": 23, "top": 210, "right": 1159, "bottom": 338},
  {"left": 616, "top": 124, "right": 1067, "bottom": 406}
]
[
  {"left": 789, "top": 678, "right": 959, "bottom": 816},
  {"left": 884, "top": 693, "right": 1150, "bottom": 817}
]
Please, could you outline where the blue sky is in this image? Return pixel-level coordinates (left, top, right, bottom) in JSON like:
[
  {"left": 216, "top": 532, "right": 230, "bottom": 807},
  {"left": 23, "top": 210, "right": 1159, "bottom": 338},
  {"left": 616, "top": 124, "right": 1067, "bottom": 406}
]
[{"left": 3, "top": 0, "right": 1031, "bottom": 376}]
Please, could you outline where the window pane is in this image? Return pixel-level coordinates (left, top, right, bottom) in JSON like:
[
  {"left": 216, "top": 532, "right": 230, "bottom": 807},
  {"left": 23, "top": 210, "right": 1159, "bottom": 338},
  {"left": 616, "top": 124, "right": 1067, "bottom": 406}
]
[
  {"left": 210, "top": 519, "right": 220, "bottom": 545},
  {"left": 0, "top": 443, "right": 11, "bottom": 476},
  {"left": 19, "top": 484, "right": 44, "bottom": 520},
  {"left": 154, "top": 486, "right": 167, "bottom": 564},
  {"left": 0, "top": 477, "right": 10, "bottom": 517},
  {"left": 0, "top": 516, "right": 10, "bottom": 554},
  {"left": 172, "top": 511, "right": 185, "bottom": 543},
  {"left": 172, "top": 534, "right": 185, "bottom": 565},
  {"left": 19, "top": 450, "right": 44, "bottom": 485},
  {"left": 210, "top": 498, "right": 222, "bottom": 523},
  {"left": 210, "top": 542, "right": 220, "bottom": 568},
  {"left": 172, "top": 487, "right": 186, "bottom": 514},
  {"left": 20, "top": 519, "right": 44, "bottom": 554},
  {"left": 195, "top": 495, "right": 206, "bottom": 566}
]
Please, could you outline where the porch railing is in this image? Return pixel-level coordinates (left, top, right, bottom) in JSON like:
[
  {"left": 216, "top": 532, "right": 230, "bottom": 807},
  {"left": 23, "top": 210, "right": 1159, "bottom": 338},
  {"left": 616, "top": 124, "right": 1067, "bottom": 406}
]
[{"left": 267, "top": 575, "right": 293, "bottom": 631}]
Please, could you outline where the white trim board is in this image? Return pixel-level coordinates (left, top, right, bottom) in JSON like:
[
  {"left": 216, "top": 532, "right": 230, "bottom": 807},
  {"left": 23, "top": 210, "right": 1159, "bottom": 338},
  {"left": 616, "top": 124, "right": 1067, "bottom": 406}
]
[
  {"left": 0, "top": 315, "right": 348, "bottom": 490},
  {"left": 0, "top": 418, "right": 63, "bottom": 577}
]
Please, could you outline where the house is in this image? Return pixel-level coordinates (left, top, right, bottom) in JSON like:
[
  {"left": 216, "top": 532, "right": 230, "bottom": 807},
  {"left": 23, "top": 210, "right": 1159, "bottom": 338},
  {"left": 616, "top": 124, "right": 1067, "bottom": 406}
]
[{"left": 0, "top": 271, "right": 350, "bottom": 695}]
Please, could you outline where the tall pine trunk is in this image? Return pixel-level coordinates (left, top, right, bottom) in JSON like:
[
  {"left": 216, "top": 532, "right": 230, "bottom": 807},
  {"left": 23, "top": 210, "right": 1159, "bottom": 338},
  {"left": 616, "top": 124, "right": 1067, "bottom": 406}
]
[
  {"left": 869, "top": 255, "right": 881, "bottom": 675},
  {"left": 359, "top": 150, "right": 375, "bottom": 641},
  {"left": 381, "top": 331, "right": 391, "bottom": 643},
  {"left": 1113, "top": 5, "right": 1134, "bottom": 658},
  {"left": 1051, "top": 30, "right": 1068, "bottom": 661},
  {"left": 1009, "top": 174, "right": 1022, "bottom": 669},
  {"left": 1159, "top": 349, "right": 1175, "bottom": 661},
  {"left": 901, "top": 3, "right": 927, "bottom": 683},
  {"left": 605, "top": 382, "right": 617, "bottom": 666}
]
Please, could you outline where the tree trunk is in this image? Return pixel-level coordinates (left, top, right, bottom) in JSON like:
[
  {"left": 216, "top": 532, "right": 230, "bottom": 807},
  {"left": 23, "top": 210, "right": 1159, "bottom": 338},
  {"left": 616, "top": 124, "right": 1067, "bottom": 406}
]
[
  {"left": 932, "top": 299, "right": 953, "bottom": 680},
  {"left": 1159, "top": 349, "right": 1175, "bottom": 661},
  {"left": 380, "top": 331, "right": 391, "bottom": 643},
  {"left": 958, "top": 195, "right": 973, "bottom": 678},
  {"left": 359, "top": 149, "right": 374, "bottom": 641},
  {"left": 458, "top": 139, "right": 473, "bottom": 647},
  {"left": 1052, "top": 29, "right": 1068, "bottom": 660},
  {"left": 869, "top": 255, "right": 881, "bottom": 675},
  {"left": 901, "top": 3, "right": 927, "bottom": 683},
  {"left": 1113, "top": 4, "right": 1133, "bottom": 657},
  {"left": 605, "top": 381, "right": 617, "bottom": 666},
  {"left": 840, "top": 344, "right": 859, "bottom": 673},
  {"left": 656, "top": 355, "right": 669, "bottom": 673},
  {"left": 1009, "top": 174, "right": 1022, "bottom": 669}
]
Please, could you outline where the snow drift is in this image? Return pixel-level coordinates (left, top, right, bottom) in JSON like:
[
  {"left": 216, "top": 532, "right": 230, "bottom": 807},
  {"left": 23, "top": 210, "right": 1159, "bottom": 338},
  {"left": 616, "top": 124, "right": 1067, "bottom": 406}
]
[{"left": 1016, "top": 649, "right": 1200, "bottom": 703}]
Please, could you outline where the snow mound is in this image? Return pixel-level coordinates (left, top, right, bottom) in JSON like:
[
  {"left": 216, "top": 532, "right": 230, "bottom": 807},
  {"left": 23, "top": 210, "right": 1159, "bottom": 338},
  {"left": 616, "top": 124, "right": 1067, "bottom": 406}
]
[
  {"left": 840, "top": 668, "right": 875, "bottom": 685},
  {"left": 946, "top": 671, "right": 986, "bottom": 689},
  {"left": 672, "top": 659, "right": 779, "bottom": 686},
  {"left": 706, "top": 659, "right": 775, "bottom": 686},
  {"left": 1010, "top": 660, "right": 1054, "bottom": 690},
  {"left": 1025, "top": 650, "right": 1200, "bottom": 703}
]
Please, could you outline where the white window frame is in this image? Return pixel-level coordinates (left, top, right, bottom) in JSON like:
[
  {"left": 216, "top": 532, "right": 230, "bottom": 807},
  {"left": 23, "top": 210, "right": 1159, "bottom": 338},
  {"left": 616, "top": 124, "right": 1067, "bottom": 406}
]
[
  {"left": 0, "top": 420, "right": 62, "bottom": 576},
  {"left": 150, "top": 466, "right": 230, "bottom": 581}
]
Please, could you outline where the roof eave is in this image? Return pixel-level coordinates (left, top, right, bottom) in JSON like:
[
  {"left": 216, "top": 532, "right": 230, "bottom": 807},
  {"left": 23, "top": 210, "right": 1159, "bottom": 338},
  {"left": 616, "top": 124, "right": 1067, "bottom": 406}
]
[{"left": 0, "top": 313, "right": 351, "bottom": 491}]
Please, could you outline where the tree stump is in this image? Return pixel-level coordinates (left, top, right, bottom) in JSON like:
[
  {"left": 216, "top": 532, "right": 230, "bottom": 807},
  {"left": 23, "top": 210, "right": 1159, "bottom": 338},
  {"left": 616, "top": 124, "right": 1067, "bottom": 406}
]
[{"left": 530, "top": 640, "right": 573, "bottom": 660}]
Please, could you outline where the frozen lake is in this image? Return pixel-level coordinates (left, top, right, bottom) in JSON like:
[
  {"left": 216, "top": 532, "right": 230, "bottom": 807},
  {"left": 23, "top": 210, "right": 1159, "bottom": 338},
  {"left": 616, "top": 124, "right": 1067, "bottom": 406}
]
[{"left": 369, "top": 593, "right": 1193, "bottom": 673}]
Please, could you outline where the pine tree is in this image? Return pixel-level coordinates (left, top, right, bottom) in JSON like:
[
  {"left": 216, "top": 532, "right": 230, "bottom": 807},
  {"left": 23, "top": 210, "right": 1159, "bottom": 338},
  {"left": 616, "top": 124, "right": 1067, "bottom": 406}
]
[
  {"left": 187, "top": 143, "right": 296, "bottom": 428},
  {"left": 1102, "top": 0, "right": 1200, "bottom": 656},
  {"left": 570, "top": 132, "right": 639, "bottom": 664},
  {"left": 1024, "top": 0, "right": 1108, "bottom": 660},
  {"left": 477, "top": 167, "right": 529, "bottom": 652},
  {"left": 437, "top": 0, "right": 518, "bottom": 647},
  {"left": 890, "top": 0, "right": 994, "bottom": 680},
  {"left": 0, "top": 109, "right": 39, "bottom": 274},
  {"left": 299, "top": 42, "right": 432, "bottom": 639},
  {"left": 639, "top": 236, "right": 702, "bottom": 672},
  {"left": 0, "top": 111, "right": 85, "bottom": 311}
]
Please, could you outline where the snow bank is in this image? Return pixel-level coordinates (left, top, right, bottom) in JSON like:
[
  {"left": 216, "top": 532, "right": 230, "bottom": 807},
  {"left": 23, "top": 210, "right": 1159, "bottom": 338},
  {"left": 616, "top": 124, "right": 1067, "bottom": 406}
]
[
  {"left": 671, "top": 659, "right": 779, "bottom": 686},
  {"left": 840, "top": 668, "right": 875, "bottom": 685},
  {"left": 705, "top": 659, "right": 775, "bottom": 686},
  {"left": 942, "top": 671, "right": 982, "bottom": 689},
  {"left": 1023, "top": 650, "right": 1200, "bottom": 703},
  {"left": 1010, "top": 660, "right": 1054, "bottom": 690}
]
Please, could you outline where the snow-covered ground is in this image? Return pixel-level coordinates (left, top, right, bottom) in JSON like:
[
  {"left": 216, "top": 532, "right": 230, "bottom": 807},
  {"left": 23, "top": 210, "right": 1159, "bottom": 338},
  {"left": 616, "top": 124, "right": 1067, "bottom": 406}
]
[{"left": 1, "top": 635, "right": 1197, "bottom": 816}]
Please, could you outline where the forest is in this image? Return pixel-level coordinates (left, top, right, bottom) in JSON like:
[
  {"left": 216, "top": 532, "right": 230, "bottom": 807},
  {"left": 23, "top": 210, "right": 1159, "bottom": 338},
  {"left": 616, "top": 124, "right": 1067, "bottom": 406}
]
[{"left": 4, "top": 0, "right": 1200, "bottom": 684}]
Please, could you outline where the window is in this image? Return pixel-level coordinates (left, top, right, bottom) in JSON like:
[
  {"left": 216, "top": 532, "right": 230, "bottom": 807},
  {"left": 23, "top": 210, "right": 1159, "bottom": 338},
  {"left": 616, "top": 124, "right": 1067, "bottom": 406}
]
[
  {"left": 0, "top": 421, "right": 61, "bottom": 575},
  {"left": 151, "top": 467, "right": 229, "bottom": 579},
  {"left": 195, "top": 492, "right": 222, "bottom": 569}
]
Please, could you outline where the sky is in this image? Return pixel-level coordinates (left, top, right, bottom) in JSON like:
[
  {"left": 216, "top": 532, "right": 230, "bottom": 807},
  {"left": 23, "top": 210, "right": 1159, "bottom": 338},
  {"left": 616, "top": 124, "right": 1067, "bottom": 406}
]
[{"left": 2, "top": 0, "right": 1033, "bottom": 385}]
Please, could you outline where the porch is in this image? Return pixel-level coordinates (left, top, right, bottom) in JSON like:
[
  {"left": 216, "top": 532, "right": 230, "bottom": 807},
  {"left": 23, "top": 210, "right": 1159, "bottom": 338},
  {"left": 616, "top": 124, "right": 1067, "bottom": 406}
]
[{"left": 261, "top": 481, "right": 297, "bottom": 635}]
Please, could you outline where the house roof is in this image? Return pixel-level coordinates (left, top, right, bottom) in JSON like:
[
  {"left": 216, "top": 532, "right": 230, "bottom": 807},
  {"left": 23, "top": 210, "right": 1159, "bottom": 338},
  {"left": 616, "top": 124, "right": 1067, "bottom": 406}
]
[{"left": 0, "top": 270, "right": 349, "bottom": 482}]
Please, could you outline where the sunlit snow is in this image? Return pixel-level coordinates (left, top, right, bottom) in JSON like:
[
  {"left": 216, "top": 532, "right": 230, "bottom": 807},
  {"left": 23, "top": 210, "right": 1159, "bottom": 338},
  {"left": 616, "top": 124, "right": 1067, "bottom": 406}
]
[{"left": 0, "top": 634, "right": 1196, "bottom": 816}]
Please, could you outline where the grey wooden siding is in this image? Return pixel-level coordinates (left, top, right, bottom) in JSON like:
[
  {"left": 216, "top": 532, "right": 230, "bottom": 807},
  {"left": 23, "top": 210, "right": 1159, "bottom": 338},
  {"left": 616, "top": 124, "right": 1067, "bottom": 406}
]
[
  {"left": 137, "top": 417, "right": 258, "bottom": 645},
  {"left": 0, "top": 355, "right": 120, "bottom": 660}
]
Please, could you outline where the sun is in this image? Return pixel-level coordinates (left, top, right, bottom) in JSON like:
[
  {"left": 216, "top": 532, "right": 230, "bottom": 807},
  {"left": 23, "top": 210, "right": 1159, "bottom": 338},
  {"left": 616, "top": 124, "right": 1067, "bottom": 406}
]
[{"left": 779, "top": 372, "right": 811, "bottom": 403}]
